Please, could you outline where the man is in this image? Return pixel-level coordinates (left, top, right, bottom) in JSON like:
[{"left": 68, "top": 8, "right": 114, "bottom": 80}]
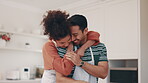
[{"left": 56, "top": 14, "right": 108, "bottom": 83}]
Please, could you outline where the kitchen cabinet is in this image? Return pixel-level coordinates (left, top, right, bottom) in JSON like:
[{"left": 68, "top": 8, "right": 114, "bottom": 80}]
[
  {"left": 81, "top": 7, "right": 106, "bottom": 43},
  {"left": 104, "top": 0, "right": 138, "bottom": 59},
  {"left": 75, "top": 0, "right": 139, "bottom": 59}
]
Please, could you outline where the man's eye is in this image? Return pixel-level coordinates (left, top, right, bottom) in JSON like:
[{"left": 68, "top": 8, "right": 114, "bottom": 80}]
[
  {"left": 60, "top": 42, "right": 65, "bottom": 44},
  {"left": 73, "top": 34, "right": 77, "bottom": 37}
]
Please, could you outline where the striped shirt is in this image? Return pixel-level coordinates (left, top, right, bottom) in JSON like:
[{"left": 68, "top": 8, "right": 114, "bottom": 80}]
[{"left": 56, "top": 43, "right": 108, "bottom": 78}]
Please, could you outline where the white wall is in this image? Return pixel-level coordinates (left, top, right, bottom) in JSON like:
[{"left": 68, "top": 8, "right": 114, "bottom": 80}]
[
  {"left": 0, "top": 3, "right": 46, "bottom": 80},
  {"left": 0, "top": 3, "right": 43, "bottom": 31},
  {"left": 140, "top": 0, "right": 148, "bottom": 82}
]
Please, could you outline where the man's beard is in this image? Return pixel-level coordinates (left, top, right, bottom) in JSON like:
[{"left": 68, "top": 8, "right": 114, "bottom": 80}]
[{"left": 72, "top": 40, "right": 79, "bottom": 45}]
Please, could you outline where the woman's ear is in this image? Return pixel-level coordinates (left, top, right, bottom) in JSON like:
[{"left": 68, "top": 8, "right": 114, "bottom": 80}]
[{"left": 83, "top": 28, "right": 88, "bottom": 35}]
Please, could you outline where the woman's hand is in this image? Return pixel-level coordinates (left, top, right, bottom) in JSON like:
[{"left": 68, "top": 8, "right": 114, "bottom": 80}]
[
  {"left": 75, "top": 47, "right": 85, "bottom": 57},
  {"left": 67, "top": 43, "right": 73, "bottom": 52},
  {"left": 65, "top": 52, "right": 82, "bottom": 66}
]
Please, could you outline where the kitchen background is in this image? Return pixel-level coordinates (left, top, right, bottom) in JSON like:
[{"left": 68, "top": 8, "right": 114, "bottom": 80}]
[{"left": 0, "top": 0, "right": 148, "bottom": 83}]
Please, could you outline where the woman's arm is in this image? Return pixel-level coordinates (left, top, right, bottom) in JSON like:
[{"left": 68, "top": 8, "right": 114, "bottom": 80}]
[
  {"left": 76, "top": 31, "right": 100, "bottom": 57},
  {"left": 87, "top": 31, "right": 100, "bottom": 45},
  {"left": 43, "top": 41, "right": 74, "bottom": 76},
  {"left": 76, "top": 41, "right": 95, "bottom": 57}
]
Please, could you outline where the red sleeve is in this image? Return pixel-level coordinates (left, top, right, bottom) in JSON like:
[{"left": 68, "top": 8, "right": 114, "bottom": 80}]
[
  {"left": 87, "top": 31, "right": 100, "bottom": 46},
  {"left": 43, "top": 41, "right": 74, "bottom": 76}
]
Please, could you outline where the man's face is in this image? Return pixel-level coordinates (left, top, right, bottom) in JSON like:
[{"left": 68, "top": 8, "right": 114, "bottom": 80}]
[
  {"left": 56, "top": 35, "right": 71, "bottom": 48},
  {"left": 70, "top": 25, "right": 88, "bottom": 45}
]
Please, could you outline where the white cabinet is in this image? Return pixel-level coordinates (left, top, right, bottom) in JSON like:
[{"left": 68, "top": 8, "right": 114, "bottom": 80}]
[
  {"left": 76, "top": 0, "right": 139, "bottom": 60},
  {"left": 104, "top": 0, "right": 139, "bottom": 59},
  {"left": 80, "top": 7, "right": 106, "bottom": 42}
]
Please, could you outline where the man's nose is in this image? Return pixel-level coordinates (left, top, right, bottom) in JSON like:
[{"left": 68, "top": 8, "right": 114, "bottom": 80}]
[{"left": 72, "top": 36, "right": 76, "bottom": 41}]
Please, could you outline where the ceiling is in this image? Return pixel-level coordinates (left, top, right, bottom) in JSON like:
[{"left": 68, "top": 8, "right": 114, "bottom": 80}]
[
  {"left": 0, "top": 0, "right": 84, "bottom": 11},
  {"left": 0, "top": 0, "right": 102, "bottom": 13}
]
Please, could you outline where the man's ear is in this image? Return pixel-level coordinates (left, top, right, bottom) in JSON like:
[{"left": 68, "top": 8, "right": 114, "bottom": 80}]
[{"left": 83, "top": 28, "right": 88, "bottom": 35}]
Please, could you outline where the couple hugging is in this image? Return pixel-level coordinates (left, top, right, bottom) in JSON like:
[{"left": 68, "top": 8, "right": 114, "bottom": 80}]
[{"left": 41, "top": 10, "right": 108, "bottom": 83}]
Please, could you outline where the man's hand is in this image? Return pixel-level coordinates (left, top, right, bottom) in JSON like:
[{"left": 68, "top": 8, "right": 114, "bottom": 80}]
[{"left": 65, "top": 52, "right": 82, "bottom": 66}]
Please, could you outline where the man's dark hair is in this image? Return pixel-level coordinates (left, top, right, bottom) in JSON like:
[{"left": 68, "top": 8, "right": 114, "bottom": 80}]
[
  {"left": 68, "top": 14, "right": 87, "bottom": 32},
  {"left": 41, "top": 10, "right": 70, "bottom": 40}
]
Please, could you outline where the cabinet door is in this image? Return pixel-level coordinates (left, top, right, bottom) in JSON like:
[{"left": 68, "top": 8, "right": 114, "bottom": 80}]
[
  {"left": 80, "top": 7, "right": 105, "bottom": 42},
  {"left": 104, "top": 0, "right": 138, "bottom": 59}
]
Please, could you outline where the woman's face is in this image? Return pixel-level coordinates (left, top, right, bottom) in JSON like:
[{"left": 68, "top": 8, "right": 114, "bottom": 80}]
[{"left": 55, "top": 35, "right": 71, "bottom": 48}]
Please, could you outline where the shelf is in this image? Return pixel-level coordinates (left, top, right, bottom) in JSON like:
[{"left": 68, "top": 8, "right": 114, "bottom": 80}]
[
  {"left": 0, "top": 47, "right": 42, "bottom": 53},
  {"left": 0, "top": 79, "right": 41, "bottom": 82},
  {"left": 110, "top": 67, "right": 138, "bottom": 71},
  {"left": 109, "top": 58, "right": 138, "bottom": 60},
  {"left": 0, "top": 29, "right": 48, "bottom": 39}
]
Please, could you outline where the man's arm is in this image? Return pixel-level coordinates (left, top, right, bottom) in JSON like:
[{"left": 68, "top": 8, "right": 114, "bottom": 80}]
[
  {"left": 80, "top": 61, "right": 108, "bottom": 79},
  {"left": 66, "top": 53, "right": 108, "bottom": 79},
  {"left": 66, "top": 43, "right": 109, "bottom": 79},
  {"left": 56, "top": 72, "right": 88, "bottom": 83}
]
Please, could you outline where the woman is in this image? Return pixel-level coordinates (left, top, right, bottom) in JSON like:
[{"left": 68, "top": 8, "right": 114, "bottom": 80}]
[{"left": 41, "top": 10, "right": 100, "bottom": 83}]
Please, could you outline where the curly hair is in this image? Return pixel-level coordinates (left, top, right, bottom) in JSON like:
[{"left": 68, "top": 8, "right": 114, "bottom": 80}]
[{"left": 41, "top": 10, "right": 70, "bottom": 40}]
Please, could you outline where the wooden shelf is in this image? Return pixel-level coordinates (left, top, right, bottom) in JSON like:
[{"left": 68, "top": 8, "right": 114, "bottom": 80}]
[
  {"left": 0, "top": 47, "right": 42, "bottom": 53},
  {"left": 0, "top": 29, "right": 48, "bottom": 39},
  {"left": 110, "top": 67, "right": 138, "bottom": 71}
]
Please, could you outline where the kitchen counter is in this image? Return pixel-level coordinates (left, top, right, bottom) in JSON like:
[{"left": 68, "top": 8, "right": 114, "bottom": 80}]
[{"left": 0, "top": 79, "right": 41, "bottom": 83}]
